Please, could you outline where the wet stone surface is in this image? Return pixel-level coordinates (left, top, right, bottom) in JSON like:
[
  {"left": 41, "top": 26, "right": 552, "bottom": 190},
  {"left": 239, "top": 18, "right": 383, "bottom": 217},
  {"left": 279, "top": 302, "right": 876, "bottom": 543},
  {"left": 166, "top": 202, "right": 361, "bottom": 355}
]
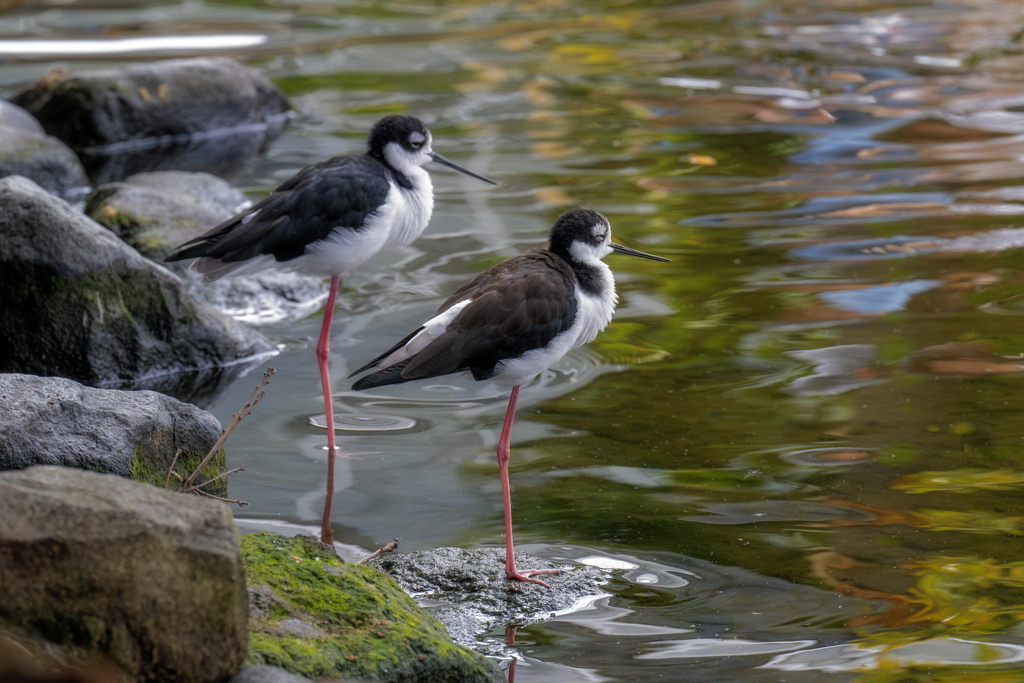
[{"left": 371, "top": 547, "right": 606, "bottom": 655}]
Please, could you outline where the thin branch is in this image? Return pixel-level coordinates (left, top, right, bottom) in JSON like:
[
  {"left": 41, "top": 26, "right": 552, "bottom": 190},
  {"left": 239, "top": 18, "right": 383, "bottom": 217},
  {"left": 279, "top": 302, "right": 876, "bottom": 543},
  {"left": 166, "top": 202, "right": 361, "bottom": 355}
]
[
  {"left": 357, "top": 539, "right": 399, "bottom": 565},
  {"left": 182, "top": 367, "right": 276, "bottom": 489},
  {"left": 183, "top": 466, "right": 245, "bottom": 494},
  {"left": 164, "top": 449, "right": 182, "bottom": 490},
  {"left": 193, "top": 489, "right": 250, "bottom": 506}
]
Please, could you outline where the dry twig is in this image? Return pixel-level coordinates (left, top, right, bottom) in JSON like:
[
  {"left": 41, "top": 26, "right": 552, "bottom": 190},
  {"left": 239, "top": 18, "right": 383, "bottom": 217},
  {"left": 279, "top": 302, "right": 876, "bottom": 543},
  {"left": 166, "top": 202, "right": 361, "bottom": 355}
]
[
  {"left": 182, "top": 367, "right": 276, "bottom": 489},
  {"left": 168, "top": 367, "right": 275, "bottom": 503},
  {"left": 357, "top": 538, "right": 399, "bottom": 565},
  {"left": 194, "top": 489, "right": 250, "bottom": 506},
  {"left": 164, "top": 449, "right": 182, "bottom": 490}
]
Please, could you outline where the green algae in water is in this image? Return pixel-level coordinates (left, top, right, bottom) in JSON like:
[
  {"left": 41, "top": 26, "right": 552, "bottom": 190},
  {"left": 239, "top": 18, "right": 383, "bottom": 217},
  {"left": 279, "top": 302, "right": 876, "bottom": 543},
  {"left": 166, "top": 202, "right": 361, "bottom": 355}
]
[{"left": 241, "top": 533, "right": 502, "bottom": 683}]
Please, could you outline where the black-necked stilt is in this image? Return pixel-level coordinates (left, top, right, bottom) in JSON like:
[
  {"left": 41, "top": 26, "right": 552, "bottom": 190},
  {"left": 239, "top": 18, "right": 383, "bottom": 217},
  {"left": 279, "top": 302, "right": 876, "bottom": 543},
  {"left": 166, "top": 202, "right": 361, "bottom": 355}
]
[
  {"left": 349, "top": 208, "right": 671, "bottom": 585},
  {"left": 165, "top": 115, "right": 495, "bottom": 545}
]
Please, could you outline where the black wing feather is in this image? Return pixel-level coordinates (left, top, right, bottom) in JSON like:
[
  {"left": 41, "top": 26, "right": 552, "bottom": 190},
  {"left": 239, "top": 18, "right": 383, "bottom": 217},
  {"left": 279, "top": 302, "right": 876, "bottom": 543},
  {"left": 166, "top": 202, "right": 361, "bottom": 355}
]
[
  {"left": 352, "top": 249, "right": 579, "bottom": 389},
  {"left": 165, "top": 155, "right": 392, "bottom": 264}
]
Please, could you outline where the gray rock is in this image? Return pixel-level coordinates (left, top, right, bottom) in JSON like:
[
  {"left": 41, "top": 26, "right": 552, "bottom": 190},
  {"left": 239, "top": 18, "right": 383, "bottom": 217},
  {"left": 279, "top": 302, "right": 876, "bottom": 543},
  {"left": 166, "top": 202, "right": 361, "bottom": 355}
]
[
  {"left": 0, "top": 373, "right": 228, "bottom": 495},
  {"left": 0, "top": 175, "right": 275, "bottom": 396},
  {"left": 85, "top": 179, "right": 239, "bottom": 260},
  {"left": 0, "top": 466, "right": 248, "bottom": 682},
  {"left": 124, "top": 170, "right": 252, "bottom": 213},
  {"left": 230, "top": 666, "right": 315, "bottom": 683},
  {"left": 371, "top": 547, "right": 606, "bottom": 654},
  {"left": 0, "top": 99, "right": 45, "bottom": 133},
  {"left": 11, "top": 59, "right": 290, "bottom": 184},
  {"left": 0, "top": 121, "right": 89, "bottom": 201},
  {"left": 85, "top": 173, "right": 328, "bottom": 326},
  {"left": 182, "top": 269, "right": 329, "bottom": 327}
]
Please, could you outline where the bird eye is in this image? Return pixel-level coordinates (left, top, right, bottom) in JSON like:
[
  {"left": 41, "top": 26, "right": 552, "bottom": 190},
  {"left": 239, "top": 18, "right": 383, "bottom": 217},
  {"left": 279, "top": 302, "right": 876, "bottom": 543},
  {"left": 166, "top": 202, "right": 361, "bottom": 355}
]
[{"left": 409, "top": 139, "right": 424, "bottom": 150}]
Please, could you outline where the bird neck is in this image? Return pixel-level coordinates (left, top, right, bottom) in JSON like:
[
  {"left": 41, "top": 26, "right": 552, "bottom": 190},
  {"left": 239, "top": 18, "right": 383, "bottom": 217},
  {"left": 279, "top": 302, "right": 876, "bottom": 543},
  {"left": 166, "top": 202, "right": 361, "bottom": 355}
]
[
  {"left": 571, "top": 258, "right": 614, "bottom": 298},
  {"left": 545, "top": 246, "right": 610, "bottom": 299},
  {"left": 370, "top": 149, "right": 414, "bottom": 190}
]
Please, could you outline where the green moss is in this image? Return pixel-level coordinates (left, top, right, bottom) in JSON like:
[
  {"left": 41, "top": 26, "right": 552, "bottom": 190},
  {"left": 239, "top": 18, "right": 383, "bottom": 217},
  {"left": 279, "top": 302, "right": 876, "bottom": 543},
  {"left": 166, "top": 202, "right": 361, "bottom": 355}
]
[
  {"left": 130, "top": 443, "right": 227, "bottom": 497},
  {"left": 242, "top": 533, "right": 502, "bottom": 683}
]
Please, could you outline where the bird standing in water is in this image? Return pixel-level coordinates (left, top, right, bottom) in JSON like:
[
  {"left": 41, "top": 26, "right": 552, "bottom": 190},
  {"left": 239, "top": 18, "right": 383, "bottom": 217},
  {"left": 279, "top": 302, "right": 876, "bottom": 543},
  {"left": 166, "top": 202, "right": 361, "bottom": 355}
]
[
  {"left": 166, "top": 115, "right": 495, "bottom": 544},
  {"left": 349, "top": 208, "right": 671, "bottom": 585}
]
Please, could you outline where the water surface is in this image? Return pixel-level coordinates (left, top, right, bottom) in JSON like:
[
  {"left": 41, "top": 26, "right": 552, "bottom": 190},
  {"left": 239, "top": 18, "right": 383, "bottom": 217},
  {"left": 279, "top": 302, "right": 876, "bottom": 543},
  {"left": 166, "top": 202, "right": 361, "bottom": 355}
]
[{"left": 7, "top": 0, "right": 1024, "bottom": 680}]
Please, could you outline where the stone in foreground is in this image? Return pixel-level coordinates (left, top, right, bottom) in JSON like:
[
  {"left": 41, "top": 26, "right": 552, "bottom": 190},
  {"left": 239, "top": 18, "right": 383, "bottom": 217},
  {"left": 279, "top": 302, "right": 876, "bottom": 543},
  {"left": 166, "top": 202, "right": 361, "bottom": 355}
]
[
  {"left": 243, "top": 533, "right": 504, "bottom": 683},
  {"left": 0, "top": 373, "right": 227, "bottom": 495},
  {"left": 0, "top": 466, "right": 248, "bottom": 683},
  {"left": 0, "top": 175, "right": 274, "bottom": 391},
  {"left": 371, "top": 547, "right": 606, "bottom": 654}
]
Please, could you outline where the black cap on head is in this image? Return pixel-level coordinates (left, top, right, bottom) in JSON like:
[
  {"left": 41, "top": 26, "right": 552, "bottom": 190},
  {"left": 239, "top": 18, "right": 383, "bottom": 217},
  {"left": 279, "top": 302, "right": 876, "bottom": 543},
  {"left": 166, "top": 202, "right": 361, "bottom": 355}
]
[
  {"left": 548, "top": 208, "right": 608, "bottom": 258},
  {"left": 368, "top": 115, "right": 429, "bottom": 158}
]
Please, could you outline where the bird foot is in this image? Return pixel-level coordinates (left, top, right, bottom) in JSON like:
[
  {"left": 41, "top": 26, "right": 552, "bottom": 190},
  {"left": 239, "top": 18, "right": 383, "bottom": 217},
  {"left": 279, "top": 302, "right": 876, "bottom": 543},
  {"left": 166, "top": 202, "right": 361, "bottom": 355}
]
[{"left": 506, "top": 567, "right": 560, "bottom": 587}]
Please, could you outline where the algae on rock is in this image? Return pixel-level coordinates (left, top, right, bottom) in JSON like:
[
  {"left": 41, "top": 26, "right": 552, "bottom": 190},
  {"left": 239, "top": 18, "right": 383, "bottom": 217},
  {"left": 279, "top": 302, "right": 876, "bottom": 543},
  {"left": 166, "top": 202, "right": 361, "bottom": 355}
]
[{"left": 242, "top": 533, "right": 503, "bottom": 683}]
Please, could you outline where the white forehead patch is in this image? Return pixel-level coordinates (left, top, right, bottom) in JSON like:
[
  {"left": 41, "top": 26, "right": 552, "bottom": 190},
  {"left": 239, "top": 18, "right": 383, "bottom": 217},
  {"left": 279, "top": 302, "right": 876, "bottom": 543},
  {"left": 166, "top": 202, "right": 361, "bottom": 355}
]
[
  {"left": 591, "top": 220, "right": 609, "bottom": 239},
  {"left": 410, "top": 131, "right": 426, "bottom": 145}
]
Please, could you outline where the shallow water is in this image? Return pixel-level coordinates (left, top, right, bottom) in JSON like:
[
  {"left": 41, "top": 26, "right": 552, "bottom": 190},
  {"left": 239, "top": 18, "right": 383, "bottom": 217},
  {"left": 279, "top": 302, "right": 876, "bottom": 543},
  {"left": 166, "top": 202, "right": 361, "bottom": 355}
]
[{"left": 9, "top": 0, "right": 1024, "bottom": 680}]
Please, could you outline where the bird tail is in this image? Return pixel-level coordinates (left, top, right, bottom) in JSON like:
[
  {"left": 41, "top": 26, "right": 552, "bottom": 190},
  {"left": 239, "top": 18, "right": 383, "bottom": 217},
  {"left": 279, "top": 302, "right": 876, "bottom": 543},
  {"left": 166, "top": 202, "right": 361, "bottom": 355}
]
[{"left": 351, "top": 360, "right": 412, "bottom": 391}]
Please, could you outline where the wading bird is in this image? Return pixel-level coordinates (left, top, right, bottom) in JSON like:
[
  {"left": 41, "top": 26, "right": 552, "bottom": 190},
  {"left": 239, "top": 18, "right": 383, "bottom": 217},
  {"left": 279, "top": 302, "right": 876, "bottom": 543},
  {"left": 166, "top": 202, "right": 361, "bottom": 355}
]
[
  {"left": 349, "top": 208, "right": 671, "bottom": 585},
  {"left": 165, "top": 115, "right": 495, "bottom": 544}
]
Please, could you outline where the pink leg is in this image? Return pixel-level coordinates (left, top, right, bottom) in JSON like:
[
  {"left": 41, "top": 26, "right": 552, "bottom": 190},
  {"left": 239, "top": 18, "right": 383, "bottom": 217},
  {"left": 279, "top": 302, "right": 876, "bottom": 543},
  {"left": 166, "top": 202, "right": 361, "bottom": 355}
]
[
  {"left": 498, "top": 386, "right": 560, "bottom": 586},
  {"left": 318, "top": 275, "right": 341, "bottom": 545}
]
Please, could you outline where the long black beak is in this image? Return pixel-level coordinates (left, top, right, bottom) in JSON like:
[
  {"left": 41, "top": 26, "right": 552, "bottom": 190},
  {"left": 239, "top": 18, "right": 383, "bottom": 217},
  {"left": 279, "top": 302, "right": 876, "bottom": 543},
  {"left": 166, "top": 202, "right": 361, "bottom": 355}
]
[
  {"left": 429, "top": 151, "right": 497, "bottom": 185},
  {"left": 611, "top": 242, "right": 673, "bottom": 262}
]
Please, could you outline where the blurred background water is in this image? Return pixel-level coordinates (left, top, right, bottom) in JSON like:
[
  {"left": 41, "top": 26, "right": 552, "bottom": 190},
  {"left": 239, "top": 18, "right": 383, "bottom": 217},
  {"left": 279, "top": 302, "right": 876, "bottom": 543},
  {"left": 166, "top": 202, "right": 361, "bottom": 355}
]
[{"left": 9, "top": 0, "right": 1024, "bottom": 680}]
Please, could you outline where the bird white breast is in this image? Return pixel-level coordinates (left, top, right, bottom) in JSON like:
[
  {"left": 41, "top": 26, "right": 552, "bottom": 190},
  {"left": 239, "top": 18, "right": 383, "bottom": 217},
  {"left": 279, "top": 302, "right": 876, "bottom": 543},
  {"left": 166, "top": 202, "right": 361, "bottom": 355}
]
[
  {"left": 292, "top": 167, "right": 434, "bottom": 277},
  {"left": 292, "top": 207, "right": 394, "bottom": 277},
  {"left": 379, "top": 166, "right": 434, "bottom": 252},
  {"left": 493, "top": 262, "right": 618, "bottom": 387}
]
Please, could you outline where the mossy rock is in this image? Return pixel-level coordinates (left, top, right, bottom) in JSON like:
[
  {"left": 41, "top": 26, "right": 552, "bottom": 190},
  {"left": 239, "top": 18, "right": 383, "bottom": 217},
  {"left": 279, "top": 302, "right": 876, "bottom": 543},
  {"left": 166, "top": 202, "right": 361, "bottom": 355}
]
[
  {"left": 130, "top": 442, "right": 227, "bottom": 497},
  {"left": 242, "top": 533, "right": 503, "bottom": 683}
]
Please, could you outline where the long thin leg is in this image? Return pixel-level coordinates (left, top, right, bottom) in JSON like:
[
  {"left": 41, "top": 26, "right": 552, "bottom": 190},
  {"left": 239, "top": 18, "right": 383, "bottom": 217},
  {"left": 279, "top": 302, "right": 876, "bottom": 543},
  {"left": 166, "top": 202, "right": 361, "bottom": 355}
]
[
  {"left": 318, "top": 275, "right": 341, "bottom": 545},
  {"left": 498, "top": 385, "right": 560, "bottom": 586}
]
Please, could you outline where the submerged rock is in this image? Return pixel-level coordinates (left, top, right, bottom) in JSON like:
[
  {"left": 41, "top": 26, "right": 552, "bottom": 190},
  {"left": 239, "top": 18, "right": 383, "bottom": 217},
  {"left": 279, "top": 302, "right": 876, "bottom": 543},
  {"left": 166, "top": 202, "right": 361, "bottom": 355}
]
[
  {"left": 243, "top": 533, "right": 504, "bottom": 683},
  {"left": 11, "top": 58, "right": 290, "bottom": 184},
  {"left": 0, "top": 466, "right": 248, "bottom": 682},
  {"left": 0, "top": 373, "right": 227, "bottom": 495},
  {"left": 0, "top": 101, "right": 88, "bottom": 201},
  {"left": 0, "top": 175, "right": 275, "bottom": 392},
  {"left": 371, "top": 547, "right": 606, "bottom": 654},
  {"left": 86, "top": 171, "right": 328, "bottom": 326},
  {"left": 85, "top": 171, "right": 250, "bottom": 260}
]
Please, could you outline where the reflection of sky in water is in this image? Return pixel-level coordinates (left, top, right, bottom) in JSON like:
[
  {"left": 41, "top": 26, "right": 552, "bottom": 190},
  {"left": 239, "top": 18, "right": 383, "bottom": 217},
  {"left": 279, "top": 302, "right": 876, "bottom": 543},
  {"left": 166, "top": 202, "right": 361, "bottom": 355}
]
[
  {"left": 763, "top": 638, "right": 1024, "bottom": 672},
  {"left": 0, "top": 36, "right": 267, "bottom": 54},
  {"left": 818, "top": 279, "right": 941, "bottom": 314}
]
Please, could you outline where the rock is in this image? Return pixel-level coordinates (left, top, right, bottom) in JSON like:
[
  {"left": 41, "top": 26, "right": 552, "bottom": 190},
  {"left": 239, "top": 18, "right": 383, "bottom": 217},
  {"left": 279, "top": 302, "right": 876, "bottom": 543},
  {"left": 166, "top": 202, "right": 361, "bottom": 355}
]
[
  {"left": 85, "top": 172, "right": 328, "bottom": 326},
  {"left": 123, "top": 170, "right": 253, "bottom": 213},
  {"left": 0, "top": 175, "right": 275, "bottom": 396},
  {"left": 0, "top": 373, "right": 227, "bottom": 495},
  {"left": 0, "top": 101, "right": 89, "bottom": 201},
  {"left": 85, "top": 173, "right": 249, "bottom": 260},
  {"left": 11, "top": 59, "right": 290, "bottom": 184},
  {"left": 0, "top": 466, "right": 248, "bottom": 682},
  {"left": 243, "top": 533, "right": 504, "bottom": 683},
  {"left": 371, "top": 547, "right": 606, "bottom": 655},
  {"left": 0, "top": 98, "right": 45, "bottom": 133}
]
